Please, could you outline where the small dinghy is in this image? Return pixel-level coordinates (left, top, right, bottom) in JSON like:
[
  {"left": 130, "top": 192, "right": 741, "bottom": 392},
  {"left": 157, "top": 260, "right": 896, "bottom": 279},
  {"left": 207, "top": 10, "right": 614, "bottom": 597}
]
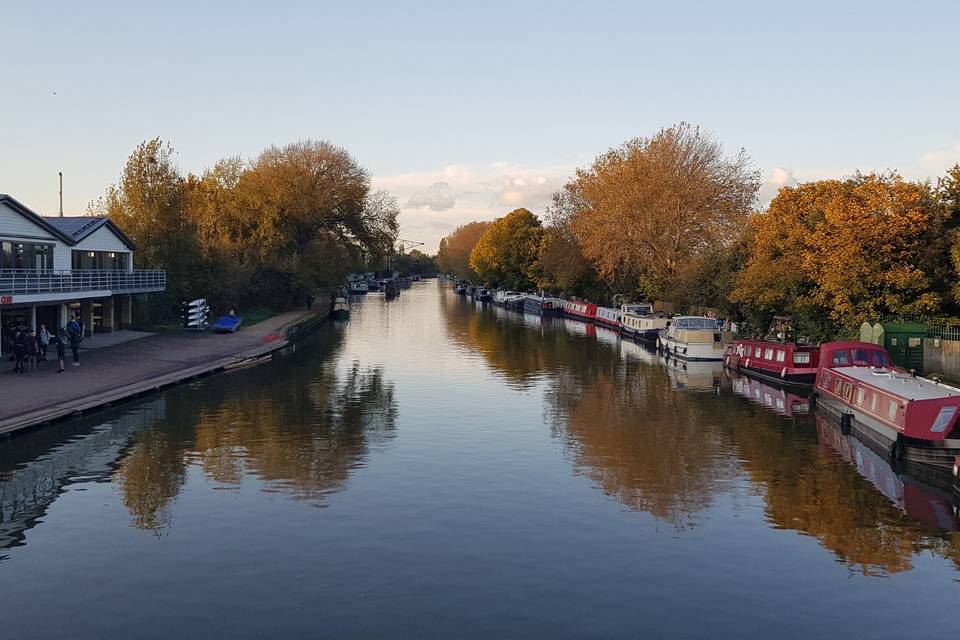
[{"left": 212, "top": 315, "right": 243, "bottom": 333}]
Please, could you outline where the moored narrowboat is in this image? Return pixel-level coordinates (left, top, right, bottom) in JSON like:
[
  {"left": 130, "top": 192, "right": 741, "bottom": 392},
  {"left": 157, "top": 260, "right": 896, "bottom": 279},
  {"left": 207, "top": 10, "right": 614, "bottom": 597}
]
[
  {"left": 523, "top": 294, "right": 562, "bottom": 317},
  {"left": 814, "top": 341, "right": 960, "bottom": 472},
  {"left": 621, "top": 309, "right": 669, "bottom": 343},
  {"left": 474, "top": 287, "right": 493, "bottom": 302},
  {"left": 595, "top": 306, "right": 621, "bottom": 329},
  {"left": 563, "top": 299, "right": 598, "bottom": 322},
  {"left": 727, "top": 339, "right": 820, "bottom": 386}
]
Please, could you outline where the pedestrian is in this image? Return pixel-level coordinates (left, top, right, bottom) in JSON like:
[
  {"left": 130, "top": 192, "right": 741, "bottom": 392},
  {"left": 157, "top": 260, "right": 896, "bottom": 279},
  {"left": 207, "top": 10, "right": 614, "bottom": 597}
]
[
  {"left": 52, "top": 330, "right": 66, "bottom": 374},
  {"left": 12, "top": 328, "right": 28, "bottom": 374},
  {"left": 66, "top": 316, "right": 82, "bottom": 367},
  {"left": 38, "top": 324, "right": 51, "bottom": 361},
  {"left": 26, "top": 331, "right": 39, "bottom": 372}
]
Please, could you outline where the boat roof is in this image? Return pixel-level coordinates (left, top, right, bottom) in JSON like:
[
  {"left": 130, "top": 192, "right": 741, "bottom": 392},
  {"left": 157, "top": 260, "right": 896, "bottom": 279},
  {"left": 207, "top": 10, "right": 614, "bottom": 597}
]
[{"left": 833, "top": 366, "right": 960, "bottom": 401}]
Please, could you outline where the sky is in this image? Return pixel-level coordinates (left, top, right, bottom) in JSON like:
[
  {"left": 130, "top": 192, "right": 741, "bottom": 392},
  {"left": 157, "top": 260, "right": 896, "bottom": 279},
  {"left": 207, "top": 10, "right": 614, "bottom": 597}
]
[{"left": 2, "top": 0, "right": 959, "bottom": 253}]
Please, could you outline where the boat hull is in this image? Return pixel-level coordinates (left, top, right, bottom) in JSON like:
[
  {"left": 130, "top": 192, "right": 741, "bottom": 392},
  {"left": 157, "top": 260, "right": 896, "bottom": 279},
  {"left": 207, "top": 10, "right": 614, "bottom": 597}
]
[
  {"left": 816, "top": 393, "right": 960, "bottom": 472},
  {"left": 661, "top": 337, "right": 724, "bottom": 361},
  {"left": 524, "top": 298, "right": 561, "bottom": 316}
]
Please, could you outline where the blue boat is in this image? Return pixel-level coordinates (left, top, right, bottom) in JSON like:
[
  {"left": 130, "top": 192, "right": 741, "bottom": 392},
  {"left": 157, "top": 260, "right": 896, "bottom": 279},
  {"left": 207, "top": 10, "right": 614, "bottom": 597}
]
[{"left": 212, "top": 315, "right": 243, "bottom": 333}]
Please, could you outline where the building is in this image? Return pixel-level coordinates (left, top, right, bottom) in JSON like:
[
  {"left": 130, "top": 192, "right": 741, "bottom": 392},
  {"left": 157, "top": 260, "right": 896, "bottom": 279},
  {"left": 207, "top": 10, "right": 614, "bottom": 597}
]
[{"left": 0, "top": 194, "right": 165, "bottom": 356}]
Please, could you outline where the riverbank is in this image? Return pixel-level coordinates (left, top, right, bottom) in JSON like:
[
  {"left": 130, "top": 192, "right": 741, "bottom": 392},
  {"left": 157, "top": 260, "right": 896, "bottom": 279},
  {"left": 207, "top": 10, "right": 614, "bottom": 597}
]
[{"left": 0, "top": 304, "right": 330, "bottom": 436}]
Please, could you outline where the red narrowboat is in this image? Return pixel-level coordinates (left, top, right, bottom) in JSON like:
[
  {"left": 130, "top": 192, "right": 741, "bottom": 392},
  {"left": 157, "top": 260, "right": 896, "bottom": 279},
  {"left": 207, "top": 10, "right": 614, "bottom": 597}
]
[
  {"left": 563, "top": 300, "right": 598, "bottom": 323},
  {"left": 814, "top": 341, "right": 960, "bottom": 472},
  {"left": 726, "top": 339, "right": 820, "bottom": 386}
]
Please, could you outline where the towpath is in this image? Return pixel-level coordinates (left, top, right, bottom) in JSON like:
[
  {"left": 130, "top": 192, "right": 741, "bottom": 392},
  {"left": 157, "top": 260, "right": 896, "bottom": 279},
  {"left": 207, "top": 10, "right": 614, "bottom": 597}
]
[{"left": 0, "top": 309, "right": 323, "bottom": 435}]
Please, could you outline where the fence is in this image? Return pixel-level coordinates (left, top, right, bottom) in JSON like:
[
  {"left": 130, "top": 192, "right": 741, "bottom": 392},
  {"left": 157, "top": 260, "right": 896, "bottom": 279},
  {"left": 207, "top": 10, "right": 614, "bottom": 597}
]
[{"left": 0, "top": 269, "right": 166, "bottom": 296}]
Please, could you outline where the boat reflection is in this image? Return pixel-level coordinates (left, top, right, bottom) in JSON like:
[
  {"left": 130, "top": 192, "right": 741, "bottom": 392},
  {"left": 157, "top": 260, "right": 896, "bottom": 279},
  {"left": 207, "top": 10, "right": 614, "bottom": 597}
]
[
  {"left": 815, "top": 414, "right": 960, "bottom": 532},
  {"left": 662, "top": 355, "right": 723, "bottom": 392},
  {"left": 729, "top": 371, "right": 810, "bottom": 417}
]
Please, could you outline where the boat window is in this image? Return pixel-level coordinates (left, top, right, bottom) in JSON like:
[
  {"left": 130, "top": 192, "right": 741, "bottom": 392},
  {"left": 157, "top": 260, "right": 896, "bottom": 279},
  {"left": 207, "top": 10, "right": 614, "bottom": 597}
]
[
  {"left": 831, "top": 350, "right": 850, "bottom": 366},
  {"left": 764, "top": 348, "right": 774, "bottom": 360},
  {"left": 855, "top": 388, "right": 865, "bottom": 405},
  {"left": 870, "top": 393, "right": 878, "bottom": 411},
  {"left": 842, "top": 382, "right": 853, "bottom": 401},
  {"left": 775, "top": 350, "right": 786, "bottom": 362},
  {"left": 871, "top": 351, "right": 890, "bottom": 367},
  {"left": 755, "top": 347, "right": 762, "bottom": 358},
  {"left": 834, "top": 378, "right": 843, "bottom": 394},
  {"left": 887, "top": 400, "right": 898, "bottom": 421}
]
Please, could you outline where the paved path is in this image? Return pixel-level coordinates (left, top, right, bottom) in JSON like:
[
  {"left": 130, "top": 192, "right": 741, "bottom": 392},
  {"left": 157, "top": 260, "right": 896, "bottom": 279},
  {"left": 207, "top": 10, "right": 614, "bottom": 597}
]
[{"left": 0, "top": 309, "right": 321, "bottom": 432}]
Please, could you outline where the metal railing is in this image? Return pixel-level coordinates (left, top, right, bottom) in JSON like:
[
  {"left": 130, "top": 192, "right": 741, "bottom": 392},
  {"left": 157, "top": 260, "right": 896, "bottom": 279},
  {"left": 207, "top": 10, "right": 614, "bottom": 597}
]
[{"left": 0, "top": 269, "right": 166, "bottom": 296}]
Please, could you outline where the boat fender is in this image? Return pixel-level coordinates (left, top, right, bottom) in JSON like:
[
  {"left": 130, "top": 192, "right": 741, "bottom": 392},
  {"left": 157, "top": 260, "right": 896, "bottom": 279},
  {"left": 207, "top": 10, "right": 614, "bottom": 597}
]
[
  {"left": 780, "top": 367, "right": 787, "bottom": 379},
  {"left": 840, "top": 413, "right": 852, "bottom": 436},
  {"left": 890, "top": 435, "right": 905, "bottom": 462},
  {"left": 744, "top": 358, "right": 750, "bottom": 369}
]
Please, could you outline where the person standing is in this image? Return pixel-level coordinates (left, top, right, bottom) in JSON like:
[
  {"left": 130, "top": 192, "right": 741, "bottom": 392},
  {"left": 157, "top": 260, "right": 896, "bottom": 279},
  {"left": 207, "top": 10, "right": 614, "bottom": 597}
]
[
  {"left": 12, "top": 328, "right": 28, "bottom": 374},
  {"left": 66, "top": 316, "right": 82, "bottom": 367},
  {"left": 26, "top": 331, "right": 39, "bottom": 372},
  {"left": 38, "top": 324, "right": 51, "bottom": 362},
  {"left": 52, "top": 330, "right": 66, "bottom": 374}
]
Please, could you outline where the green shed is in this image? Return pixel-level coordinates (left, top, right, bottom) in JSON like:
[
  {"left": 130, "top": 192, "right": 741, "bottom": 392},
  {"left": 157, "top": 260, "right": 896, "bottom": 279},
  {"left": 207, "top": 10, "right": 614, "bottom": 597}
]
[{"left": 868, "top": 322, "right": 926, "bottom": 373}]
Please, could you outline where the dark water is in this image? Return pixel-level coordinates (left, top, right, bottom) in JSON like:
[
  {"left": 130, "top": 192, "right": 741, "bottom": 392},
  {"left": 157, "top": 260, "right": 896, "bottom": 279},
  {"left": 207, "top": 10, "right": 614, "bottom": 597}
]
[{"left": 2, "top": 279, "right": 959, "bottom": 638}]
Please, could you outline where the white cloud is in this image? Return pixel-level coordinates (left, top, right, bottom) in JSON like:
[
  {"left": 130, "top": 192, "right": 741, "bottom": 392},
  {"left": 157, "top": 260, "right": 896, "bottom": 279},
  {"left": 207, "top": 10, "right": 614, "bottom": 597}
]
[
  {"left": 374, "top": 161, "right": 575, "bottom": 252},
  {"left": 758, "top": 166, "right": 797, "bottom": 205},
  {"left": 917, "top": 143, "right": 960, "bottom": 175},
  {"left": 406, "top": 181, "right": 456, "bottom": 211}
]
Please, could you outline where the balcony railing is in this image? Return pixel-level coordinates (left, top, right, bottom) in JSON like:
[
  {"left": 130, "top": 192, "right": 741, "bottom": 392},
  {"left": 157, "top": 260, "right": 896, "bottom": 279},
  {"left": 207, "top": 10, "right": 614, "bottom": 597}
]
[{"left": 0, "top": 269, "right": 166, "bottom": 296}]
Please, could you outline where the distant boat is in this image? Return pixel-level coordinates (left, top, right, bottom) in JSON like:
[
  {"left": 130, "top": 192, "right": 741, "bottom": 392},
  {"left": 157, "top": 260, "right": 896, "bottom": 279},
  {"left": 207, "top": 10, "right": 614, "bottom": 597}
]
[
  {"left": 366, "top": 279, "right": 381, "bottom": 292},
  {"left": 454, "top": 282, "right": 468, "bottom": 295},
  {"left": 658, "top": 316, "right": 724, "bottom": 361},
  {"left": 563, "top": 299, "right": 598, "bottom": 323},
  {"left": 523, "top": 294, "right": 561, "bottom": 317},
  {"left": 348, "top": 281, "right": 369, "bottom": 294},
  {"left": 382, "top": 279, "right": 400, "bottom": 297},
  {"left": 621, "top": 303, "right": 669, "bottom": 344},
  {"left": 473, "top": 287, "right": 493, "bottom": 302},
  {"left": 331, "top": 295, "right": 351, "bottom": 319},
  {"left": 595, "top": 306, "right": 621, "bottom": 329}
]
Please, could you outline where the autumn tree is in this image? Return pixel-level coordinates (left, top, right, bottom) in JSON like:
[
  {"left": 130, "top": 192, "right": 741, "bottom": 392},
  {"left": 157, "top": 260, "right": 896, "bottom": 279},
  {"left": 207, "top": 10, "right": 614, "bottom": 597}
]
[
  {"left": 435, "top": 221, "right": 492, "bottom": 280},
  {"left": 469, "top": 208, "right": 544, "bottom": 289},
  {"left": 733, "top": 173, "right": 948, "bottom": 337},
  {"left": 93, "top": 138, "right": 198, "bottom": 315},
  {"left": 563, "top": 123, "right": 759, "bottom": 299},
  {"left": 939, "top": 165, "right": 960, "bottom": 305}
]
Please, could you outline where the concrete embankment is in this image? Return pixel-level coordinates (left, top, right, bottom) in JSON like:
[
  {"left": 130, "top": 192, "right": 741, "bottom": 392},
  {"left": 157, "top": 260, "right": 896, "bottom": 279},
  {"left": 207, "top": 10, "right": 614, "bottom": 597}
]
[{"left": 0, "top": 305, "right": 330, "bottom": 437}]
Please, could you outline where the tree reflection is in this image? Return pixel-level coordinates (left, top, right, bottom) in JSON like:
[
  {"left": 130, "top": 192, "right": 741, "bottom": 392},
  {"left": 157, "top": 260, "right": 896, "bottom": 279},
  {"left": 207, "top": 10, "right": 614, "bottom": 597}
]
[{"left": 113, "top": 330, "right": 397, "bottom": 530}]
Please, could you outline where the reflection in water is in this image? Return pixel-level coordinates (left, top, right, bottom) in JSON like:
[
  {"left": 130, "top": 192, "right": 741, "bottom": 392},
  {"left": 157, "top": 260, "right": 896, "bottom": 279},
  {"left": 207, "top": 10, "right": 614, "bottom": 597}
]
[
  {"left": 2, "top": 327, "right": 397, "bottom": 541},
  {"left": 442, "top": 294, "right": 960, "bottom": 574},
  {"left": 0, "top": 400, "right": 166, "bottom": 550}
]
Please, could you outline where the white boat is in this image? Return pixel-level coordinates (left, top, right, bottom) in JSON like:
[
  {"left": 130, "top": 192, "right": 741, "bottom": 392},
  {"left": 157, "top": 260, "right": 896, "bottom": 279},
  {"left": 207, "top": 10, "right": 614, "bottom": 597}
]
[
  {"left": 348, "top": 281, "right": 369, "bottom": 294},
  {"left": 493, "top": 290, "right": 516, "bottom": 306},
  {"left": 659, "top": 316, "right": 724, "bottom": 361}
]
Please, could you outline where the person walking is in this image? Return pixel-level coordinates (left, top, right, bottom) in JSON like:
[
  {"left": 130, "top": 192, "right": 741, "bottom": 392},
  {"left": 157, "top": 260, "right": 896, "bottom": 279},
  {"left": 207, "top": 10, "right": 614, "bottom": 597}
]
[
  {"left": 66, "top": 316, "right": 82, "bottom": 367},
  {"left": 38, "top": 324, "right": 51, "bottom": 362}
]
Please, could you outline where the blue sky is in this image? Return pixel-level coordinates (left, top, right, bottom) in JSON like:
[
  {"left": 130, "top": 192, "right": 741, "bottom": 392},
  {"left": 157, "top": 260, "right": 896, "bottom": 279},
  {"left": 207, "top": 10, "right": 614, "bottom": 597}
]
[{"left": 3, "top": 0, "right": 958, "bottom": 251}]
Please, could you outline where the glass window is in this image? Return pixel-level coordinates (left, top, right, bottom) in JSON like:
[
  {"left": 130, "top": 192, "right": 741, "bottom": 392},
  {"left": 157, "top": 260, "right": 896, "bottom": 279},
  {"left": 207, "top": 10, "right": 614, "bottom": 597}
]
[
  {"left": 0, "top": 242, "right": 11, "bottom": 268},
  {"left": 871, "top": 351, "right": 890, "bottom": 367},
  {"left": 887, "top": 400, "right": 898, "bottom": 421},
  {"left": 856, "top": 388, "right": 865, "bottom": 405},
  {"left": 764, "top": 348, "right": 774, "bottom": 359},
  {"left": 870, "top": 393, "right": 878, "bottom": 411},
  {"left": 776, "top": 350, "right": 786, "bottom": 362},
  {"left": 832, "top": 350, "right": 850, "bottom": 366},
  {"left": 755, "top": 347, "right": 762, "bottom": 357}
]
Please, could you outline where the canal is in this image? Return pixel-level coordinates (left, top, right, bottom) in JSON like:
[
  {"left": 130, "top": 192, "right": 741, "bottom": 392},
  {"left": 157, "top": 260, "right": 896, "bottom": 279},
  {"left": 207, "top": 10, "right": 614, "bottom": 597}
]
[{"left": 1, "top": 279, "right": 958, "bottom": 638}]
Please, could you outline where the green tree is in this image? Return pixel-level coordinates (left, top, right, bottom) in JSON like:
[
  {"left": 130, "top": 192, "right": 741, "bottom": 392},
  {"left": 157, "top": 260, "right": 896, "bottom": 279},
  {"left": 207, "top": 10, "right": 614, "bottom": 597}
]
[{"left": 469, "top": 208, "right": 544, "bottom": 289}]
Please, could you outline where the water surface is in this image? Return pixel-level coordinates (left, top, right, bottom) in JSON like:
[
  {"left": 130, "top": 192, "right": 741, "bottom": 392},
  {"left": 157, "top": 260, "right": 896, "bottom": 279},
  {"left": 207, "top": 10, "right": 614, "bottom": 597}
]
[{"left": 2, "top": 280, "right": 959, "bottom": 638}]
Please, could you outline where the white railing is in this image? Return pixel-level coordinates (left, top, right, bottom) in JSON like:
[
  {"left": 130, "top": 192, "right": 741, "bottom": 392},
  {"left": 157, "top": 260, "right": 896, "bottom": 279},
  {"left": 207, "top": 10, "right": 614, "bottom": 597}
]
[{"left": 0, "top": 269, "right": 166, "bottom": 296}]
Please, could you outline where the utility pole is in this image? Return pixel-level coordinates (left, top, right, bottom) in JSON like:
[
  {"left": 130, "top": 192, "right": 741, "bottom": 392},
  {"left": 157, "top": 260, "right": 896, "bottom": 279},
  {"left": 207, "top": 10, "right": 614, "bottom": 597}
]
[{"left": 58, "top": 172, "right": 63, "bottom": 217}]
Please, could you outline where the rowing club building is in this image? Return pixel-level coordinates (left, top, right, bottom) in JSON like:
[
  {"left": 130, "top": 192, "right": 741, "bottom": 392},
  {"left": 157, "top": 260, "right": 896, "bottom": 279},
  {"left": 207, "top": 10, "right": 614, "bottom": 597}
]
[{"left": 0, "top": 194, "right": 166, "bottom": 357}]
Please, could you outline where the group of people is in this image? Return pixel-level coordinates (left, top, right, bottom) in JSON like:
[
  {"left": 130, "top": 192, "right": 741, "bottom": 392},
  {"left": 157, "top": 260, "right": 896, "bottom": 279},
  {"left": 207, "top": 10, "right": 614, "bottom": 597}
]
[{"left": 5, "top": 316, "right": 83, "bottom": 375}]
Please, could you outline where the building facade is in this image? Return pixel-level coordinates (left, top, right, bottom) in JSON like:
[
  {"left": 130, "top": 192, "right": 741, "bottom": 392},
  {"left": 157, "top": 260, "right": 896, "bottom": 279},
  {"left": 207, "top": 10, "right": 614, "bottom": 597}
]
[{"left": 0, "top": 194, "right": 165, "bottom": 356}]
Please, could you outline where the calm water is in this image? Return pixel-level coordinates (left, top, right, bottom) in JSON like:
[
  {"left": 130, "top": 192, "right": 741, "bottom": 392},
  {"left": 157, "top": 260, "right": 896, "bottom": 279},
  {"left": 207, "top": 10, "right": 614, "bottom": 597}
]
[{"left": 2, "top": 279, "right": 959, "bottom": 638}]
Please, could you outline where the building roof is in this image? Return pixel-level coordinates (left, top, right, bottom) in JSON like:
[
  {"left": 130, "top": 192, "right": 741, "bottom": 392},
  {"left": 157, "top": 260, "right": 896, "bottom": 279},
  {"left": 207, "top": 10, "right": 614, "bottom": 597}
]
[
  {"left": 0, "top": 193, "right": 76, "bottom": 244},
  {"left": 42, "top": 215, "right": 136, "bottom": 250}
]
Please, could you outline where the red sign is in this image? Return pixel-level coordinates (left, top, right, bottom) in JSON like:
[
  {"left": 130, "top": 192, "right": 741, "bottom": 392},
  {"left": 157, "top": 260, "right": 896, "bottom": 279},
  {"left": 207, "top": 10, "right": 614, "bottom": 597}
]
[{"left": 0, "top": 296, "right": 11, "bottom": 305}]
